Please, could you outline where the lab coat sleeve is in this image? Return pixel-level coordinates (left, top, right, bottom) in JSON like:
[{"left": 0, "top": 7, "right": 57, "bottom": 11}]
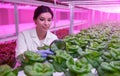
[{"left": 15, "top": 32, "right": 27, "bottom": 57}]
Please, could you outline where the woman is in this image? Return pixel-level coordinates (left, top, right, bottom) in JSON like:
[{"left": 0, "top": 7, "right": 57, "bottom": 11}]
[{"left": 15, "top": 5, "right": 58, "bottom": 57}]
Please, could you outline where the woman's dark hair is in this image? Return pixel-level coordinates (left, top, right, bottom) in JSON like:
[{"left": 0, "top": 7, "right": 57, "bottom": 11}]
[{"left": 33, "top": 5, "right": 53, "bottom": 20}]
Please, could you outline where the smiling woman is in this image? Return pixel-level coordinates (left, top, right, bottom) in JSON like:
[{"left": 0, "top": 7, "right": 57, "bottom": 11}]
[{"left": 15, "top": 5, "right": 58, "bottom": 57}]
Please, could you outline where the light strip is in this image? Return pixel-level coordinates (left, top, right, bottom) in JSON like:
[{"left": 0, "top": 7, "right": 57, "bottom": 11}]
[
  {"left": 61, "top": 0, "right": 120, "bottom": 5},
  {"left": 1, "top": 0, "right": 69, "bottom": 9}
]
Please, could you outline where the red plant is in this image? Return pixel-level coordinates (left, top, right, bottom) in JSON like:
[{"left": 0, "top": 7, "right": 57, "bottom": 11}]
[
  {"left": 52, "top": 28, "right": 69, "bottom": 39},
  {"left": 0, "top": 41, "right": 16, "bottom": 68}
]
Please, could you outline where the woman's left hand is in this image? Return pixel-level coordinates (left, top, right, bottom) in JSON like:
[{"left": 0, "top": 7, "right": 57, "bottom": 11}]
[{"left": 36, "top": 49, "right": 54, "bottom": 58}]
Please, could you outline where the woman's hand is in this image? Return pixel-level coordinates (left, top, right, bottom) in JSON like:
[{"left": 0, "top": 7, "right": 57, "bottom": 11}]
[{"left": 36, "top": 49, "right": 54, "bottom": 58}]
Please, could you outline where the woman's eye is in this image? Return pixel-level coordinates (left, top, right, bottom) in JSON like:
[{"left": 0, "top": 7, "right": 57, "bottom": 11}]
[
  {"left": 39, "top": 18, "right": 44, "bottom": 21},
  {"left": 48, "top": 19, "right": 52, "bottom": 21}
]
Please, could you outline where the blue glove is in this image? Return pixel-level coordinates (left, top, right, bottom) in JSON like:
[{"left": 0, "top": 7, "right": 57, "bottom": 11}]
[{"left": 36, "top": 49, "right": 54, "bottom": 58}]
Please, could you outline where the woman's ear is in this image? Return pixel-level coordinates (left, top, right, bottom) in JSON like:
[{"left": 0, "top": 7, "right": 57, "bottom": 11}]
[{"left": 34, "top": 20, "right": 37, "bottom": 24}]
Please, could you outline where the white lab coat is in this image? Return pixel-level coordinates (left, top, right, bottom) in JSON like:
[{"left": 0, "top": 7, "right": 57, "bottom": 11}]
[{"left": 15, "top": 28, "right": 58, "bottom": 57}]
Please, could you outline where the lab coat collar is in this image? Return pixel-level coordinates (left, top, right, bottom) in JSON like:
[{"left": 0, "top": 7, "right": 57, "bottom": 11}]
[
  {"left": 31, "top": 28, "right": 51, "bottom": 46},
  {"left": 43, "top": 30, "right": 51, "bottom": 45},
  {"left": 30, "top": 28, "right": 40, "bottom": 46}
]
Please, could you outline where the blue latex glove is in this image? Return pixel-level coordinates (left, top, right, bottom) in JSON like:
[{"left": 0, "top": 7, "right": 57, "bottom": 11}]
[{"left": 36, "top": 49, "right": 54, "bottom": 58}]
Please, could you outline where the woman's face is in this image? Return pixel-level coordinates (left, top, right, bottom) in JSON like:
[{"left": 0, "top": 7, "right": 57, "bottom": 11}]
[{"left": 35, "top": 12, "right": 52, "bottom": 32}]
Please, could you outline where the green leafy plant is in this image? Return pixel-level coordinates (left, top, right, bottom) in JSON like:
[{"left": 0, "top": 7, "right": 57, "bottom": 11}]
[
  {"left": 24, "top": 62, "right": 54, "bottom": 76},
  {"left": 66, "top": 57, "right": 94, "bottom": 76},
  {"left": 97, "top": 61, "right": 120, "bottom": 76},
  {"left": 0, "top": 64, "right": 18, "bottom": 76}
]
